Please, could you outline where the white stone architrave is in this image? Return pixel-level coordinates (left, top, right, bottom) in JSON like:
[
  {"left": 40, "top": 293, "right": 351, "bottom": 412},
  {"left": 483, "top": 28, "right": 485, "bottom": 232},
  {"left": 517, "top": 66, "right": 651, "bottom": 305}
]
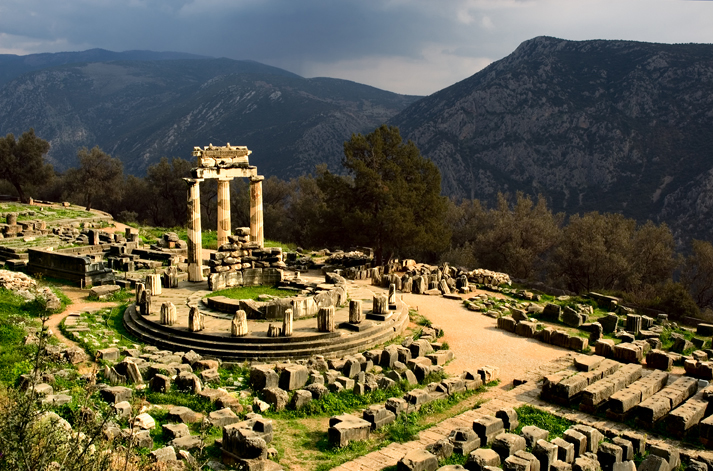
[{"left": 185, "top": 143, "right": 265, "bottom": 282}]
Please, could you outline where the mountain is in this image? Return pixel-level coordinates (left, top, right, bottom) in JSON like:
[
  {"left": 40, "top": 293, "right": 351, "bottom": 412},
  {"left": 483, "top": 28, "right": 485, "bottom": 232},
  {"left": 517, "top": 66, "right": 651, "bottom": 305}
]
[
  {"left": 0, "top": 49, "right": 210, "bottom": 87},
  {"left": 0, "top": 54, "right": 420, "bottom": 176},
  {"left": 390, "top": 36, "right": 713, "bottom": 242}
]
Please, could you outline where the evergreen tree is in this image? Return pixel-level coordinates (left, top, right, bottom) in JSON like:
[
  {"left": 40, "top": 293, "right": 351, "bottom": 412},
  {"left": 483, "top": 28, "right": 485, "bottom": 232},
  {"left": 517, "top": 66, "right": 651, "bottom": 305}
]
[
  {"left": 0, "top": 129, "right": 53, "bottom": 203},
  {"left": 321, "top": 125, "right": 450, "bottom": 264}
]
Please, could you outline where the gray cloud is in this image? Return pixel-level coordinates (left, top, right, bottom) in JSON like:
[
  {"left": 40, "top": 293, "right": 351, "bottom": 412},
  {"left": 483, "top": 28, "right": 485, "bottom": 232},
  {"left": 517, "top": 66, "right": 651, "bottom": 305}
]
[{"left": 1, "top": 0, "right": 712, "bottom": 95}]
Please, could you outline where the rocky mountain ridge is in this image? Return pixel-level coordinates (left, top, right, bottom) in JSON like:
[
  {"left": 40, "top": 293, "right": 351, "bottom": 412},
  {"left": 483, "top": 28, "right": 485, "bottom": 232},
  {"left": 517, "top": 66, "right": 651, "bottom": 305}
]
[
  {"left": 0, "top": 55, "right": 419, "bottom": 176},
  {"left": 390, "top": 36, "right": 713, "bottom": 241}
]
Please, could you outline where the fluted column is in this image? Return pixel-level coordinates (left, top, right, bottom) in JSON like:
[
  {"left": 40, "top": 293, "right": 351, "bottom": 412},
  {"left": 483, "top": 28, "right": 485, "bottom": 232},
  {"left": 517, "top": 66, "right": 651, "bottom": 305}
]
[
  {"left": 217, "top": 178, "right": 232, "bottom": 249},
  {"left": 185, "top": 178, "right": 204, "bottom": 282},
  {"left": 249, "top": 175, "right": 264, "bottom": 247}
]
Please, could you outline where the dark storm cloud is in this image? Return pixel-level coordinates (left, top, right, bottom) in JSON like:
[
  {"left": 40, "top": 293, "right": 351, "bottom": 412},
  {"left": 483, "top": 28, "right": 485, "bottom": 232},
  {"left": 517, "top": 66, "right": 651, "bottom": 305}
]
[{"left": 1, "top": 1, "right": 713, "bottom": 95}]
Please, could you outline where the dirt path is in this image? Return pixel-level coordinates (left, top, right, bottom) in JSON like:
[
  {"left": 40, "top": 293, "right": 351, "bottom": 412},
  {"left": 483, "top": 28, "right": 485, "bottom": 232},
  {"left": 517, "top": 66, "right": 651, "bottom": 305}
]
[
  {"left": 46, "top": 286, "right": 121, "bottom": 349},
  {"left": 354, "top": 279, "right": 570, "bottom": 391}
]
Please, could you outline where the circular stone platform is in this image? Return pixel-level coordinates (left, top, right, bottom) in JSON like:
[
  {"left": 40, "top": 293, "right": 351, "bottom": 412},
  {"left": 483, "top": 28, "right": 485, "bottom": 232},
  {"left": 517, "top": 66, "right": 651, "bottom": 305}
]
[{"left": 123, "top": 278, "right": 408, "bottom": 361}]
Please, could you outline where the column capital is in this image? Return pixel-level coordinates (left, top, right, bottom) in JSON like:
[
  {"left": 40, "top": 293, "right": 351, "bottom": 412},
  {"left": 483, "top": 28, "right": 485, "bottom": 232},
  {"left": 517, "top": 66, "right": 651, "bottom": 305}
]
[
  {"left": 217, "top": 176, "right": 234, "bottom": 182},
  {"left": 250, "top": 175, "right": 265, "bottom": 183},
  {"left": 183, "top": 177, "right": 204, "bottom": 184}
]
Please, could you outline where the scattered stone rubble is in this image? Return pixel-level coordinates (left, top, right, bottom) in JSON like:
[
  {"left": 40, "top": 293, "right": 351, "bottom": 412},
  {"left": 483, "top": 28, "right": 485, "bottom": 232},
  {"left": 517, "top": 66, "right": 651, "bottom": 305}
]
[{"left": 393, "top": 405, "right": 692, "bottom": 471}]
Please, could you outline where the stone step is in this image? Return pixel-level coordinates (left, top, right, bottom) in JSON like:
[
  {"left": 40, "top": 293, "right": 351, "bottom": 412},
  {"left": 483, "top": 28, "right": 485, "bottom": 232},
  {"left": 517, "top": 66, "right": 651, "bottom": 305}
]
[{"left": 123, "top": 303, "right": 408, "bottom": 361}]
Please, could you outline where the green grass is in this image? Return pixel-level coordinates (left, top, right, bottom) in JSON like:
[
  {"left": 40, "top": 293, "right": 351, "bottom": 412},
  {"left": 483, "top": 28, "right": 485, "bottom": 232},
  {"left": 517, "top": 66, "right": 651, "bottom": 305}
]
[
  {"left": 313, "top": 438, "right": 377, "bottom": 471},
  {"left": 140, "top": 388, "right": 216, "bottom": 414},
  {"left": 0, "top": 203, "right": 95, "bottom": 222},
  {"left": 205, "top": 285, "right": 296, "bottom": 301},
  {"left": 265, "top": 239, "right": 297, "bottom": 252},
  {"left": 60, "top": 304, "right": 142, "bottom": 359},
  {"left": 86, "top": 288, "right": 134, "bottom": 303},
  {"left": 0, "top": 287, "right": 53, "bottom": 385},
  {"left": 513, "top": 405, "right": 574, "bottom": 440}
]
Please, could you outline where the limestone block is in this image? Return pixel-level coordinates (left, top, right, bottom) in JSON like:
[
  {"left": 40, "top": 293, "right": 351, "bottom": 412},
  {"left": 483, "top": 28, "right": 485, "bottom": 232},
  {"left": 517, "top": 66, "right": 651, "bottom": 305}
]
[
  {"left": 492, "top": 433, "right": 526, "bottom": 462},
  {"left": 113, "top": 401, "right": 132, "bottom": 419},
  {"left": 279, "top": 365, "right": 309, "bottom": 391},
  {"left": 542, "top": 303, "right": 561, "bottom": 320},
  {"left": 398, "top": 449, "right": 439, "bottom": 471},
  {"left": 305, "top": 383, "right": 329, "bottom": 400},
  {"left": 612, "top": 462, "right": 636, "bottom": 471},
  {"left": 466, "top": 449, "right": 501, "bottom": 471},
  {"left": 495, "top": 407, "right": 519, "bottom": 431},
  {"left": 405, "top": 388, "right": 432, "bottom": 406},
  {"left": 533, "top": 439, "right": 558, "bottom": 471},
  {"left": 162, "top": 423, "right": 190, "bottom": 440},
  {"left": 597, "top": 442, "right": 623, "bottom": 471},
  {"left": 498, "top": 316, "right": 517, "bottom": 332},
  {"left": 263, "top": 387, "right": 289, "bottom": 411},
  {"left": 448, "top": 427, "right": 480, "bottom": 455},
  {"left": 328, "top": 414, "right": 371, "bottom": 448},
  {"left": 551, "top": 462, "right": 573, "bottom": 471},
  {"left": 150, "top": 446, "right": 176, "bottom": 462},
  {"left": 515, "top": 321, "right": 537, "bottom": 338},
  {"left": 648, "top": 444, "right": 680, "bottom": 471},
  {"left": 168, "top": 406, "right": 200, "bottom": 424},
  {"left": 572, "top": 456, "right": 598, "bottom": 471},
  {"left": 175, "top": 371, "right": 202, "bottom": 394},
  {"left": 209, "top": 407, "right": 240, "bottom": 427},
  {"left": 135, "top": 413, "right": 156, "bottom": 430},
  {"left": 599, "top": 313, "right": 619, "bottom": 333},
  {"left": 514, "top": 451, "right": 540, "bottom": 471},
  {"left": 289, "top": 390, "right": 312, "bottom": 410},
  {"left": 98, "top": 347, "right": 120, "bottom": 361},
  {"left": 571, "top": 425, "right": 603, "bottom": 454},
  {"left": 562, "top": 307, "right": 583, "bottom": 327},
  {"left": 551, "top": 438, "right": 575, "bottom": 463},
  {"left": 250, "top": 365, "right": 278, "bottom": 390},
  {"left": 563, "top": 429, "right": 587, "bottom": 457},
  {"left": 100, "top": 386, "right": 132, "bottom": 404},
  {"left": 666, "top": 393, "right": 708, "bottom": 437},
  {"left": 170, "top": 435, "right": 203, "bottom": 451},
  {"left": 363, "top": 405, "right": 396, "bottom": 430},
  {"left": 613, "top": 343, "right": 643, "bottom": 363},
  {"left": 611, "top": 438, "right": 634, "bottom": 461},
  {"left": 698, "top": 323, "right": 713, "bottom": 336},
  {"left": 595, "top": 339, "right": 615, "bottom": 358},
  {"left": 472, "top": 415, "right": 504, "bottom": 445},
  {"left": 522, "top": 426, "right": 549, "bottom": 448}
]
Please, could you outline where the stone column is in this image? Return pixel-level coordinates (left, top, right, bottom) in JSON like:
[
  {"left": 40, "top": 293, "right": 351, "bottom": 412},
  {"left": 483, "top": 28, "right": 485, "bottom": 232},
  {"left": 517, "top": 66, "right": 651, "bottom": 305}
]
[
  {"left": 185, "top": 178, "right": 204, "bottom": 282},
  {"left": 283, "top": 308, "right": 293, "bottom": 337},
  {"left": 231, "top": 310, "right": 248, "bottom": 337},
  {"left": 388, "top": 284, "right": 397, "bottom": 306},
  {"left": 188, "top": 307, "right": 204, "bottom": 332},
  {"left": 349, "top": 300, "right": 362, "bottom": 324},
  {"left": 145, "top": 274, "right": 162, "bottom": 296},
  {"left": 217, "top": 178, "right": 233, "bottom": 249},
  {"left": 249, "top": 175, "right": 265, "bottom": 247},
  {"left": 373, "top": 294, "right": 389, "bottom": 314},
  {"left": 318, "top": 306, "right": 335, "bottom": 333},
  {"left": 135, "top": 283, "right": 145, "bottom": 305},
  {"left": 160, "top": 302, "right": 176, "bottom": 326}
]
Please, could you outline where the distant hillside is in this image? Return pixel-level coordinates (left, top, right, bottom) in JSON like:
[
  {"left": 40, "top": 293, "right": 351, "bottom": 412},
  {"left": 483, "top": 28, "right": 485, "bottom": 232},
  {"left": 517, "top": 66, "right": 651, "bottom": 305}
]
[
  {"left": 0, "top": 54, "right": 420, "bottom": 176},
  {"left": 0, "top": 49, "right": 210, "bottom": 87},
  {"left": 391, "top": 36, "right": 713, "bottom": 242}
]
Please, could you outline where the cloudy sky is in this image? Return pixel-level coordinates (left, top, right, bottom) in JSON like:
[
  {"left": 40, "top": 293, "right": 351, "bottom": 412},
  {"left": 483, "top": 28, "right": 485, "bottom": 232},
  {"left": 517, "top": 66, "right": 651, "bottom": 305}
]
[{"left": 1, "top": 0, "right": 712, "bottom": 95}]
